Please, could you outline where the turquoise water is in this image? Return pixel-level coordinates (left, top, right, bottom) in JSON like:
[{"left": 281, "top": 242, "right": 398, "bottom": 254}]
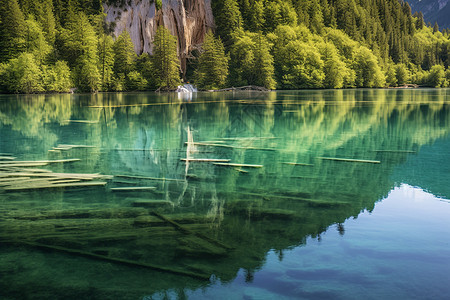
[{"left": 0, "top": 89, "right": 449, "bottom": 299}]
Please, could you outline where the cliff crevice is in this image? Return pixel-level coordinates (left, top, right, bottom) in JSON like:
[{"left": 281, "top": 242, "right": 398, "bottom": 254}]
[{"left": 104, "top": 0, "right": 215, "bottom": 74}]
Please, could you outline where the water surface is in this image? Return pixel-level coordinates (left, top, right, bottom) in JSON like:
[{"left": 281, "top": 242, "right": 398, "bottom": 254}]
[{"left": 0, "top": 89, "right": 449, "bottom": 299}]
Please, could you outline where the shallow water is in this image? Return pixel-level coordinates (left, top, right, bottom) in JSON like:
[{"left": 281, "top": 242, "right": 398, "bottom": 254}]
[{"left": 0, "top": 89, "right": 449, "bottom": 299}]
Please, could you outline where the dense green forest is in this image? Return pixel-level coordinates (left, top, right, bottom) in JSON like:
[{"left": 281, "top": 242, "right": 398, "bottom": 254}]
[{"left": 1, "top": 0, "right": 450, "bottom": 93}]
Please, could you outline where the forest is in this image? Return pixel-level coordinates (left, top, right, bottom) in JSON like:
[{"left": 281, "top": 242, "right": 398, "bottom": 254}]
[{"left": 1, "top": 0, "right": 450, "bottom": 93}]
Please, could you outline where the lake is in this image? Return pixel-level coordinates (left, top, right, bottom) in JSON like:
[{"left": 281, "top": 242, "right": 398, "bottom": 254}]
[{"left": 0, "top": 89, "right": 449, "bottom": 299}]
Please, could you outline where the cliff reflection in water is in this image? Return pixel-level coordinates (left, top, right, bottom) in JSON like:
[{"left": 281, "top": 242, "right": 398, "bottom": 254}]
[{"left": 0, "top": 89, "right": 449, "bottom": 298}]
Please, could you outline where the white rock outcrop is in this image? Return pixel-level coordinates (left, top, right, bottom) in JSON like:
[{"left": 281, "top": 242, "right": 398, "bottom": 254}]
[{"left": 104, "top": 0, "right": 215, "bottom": 74}]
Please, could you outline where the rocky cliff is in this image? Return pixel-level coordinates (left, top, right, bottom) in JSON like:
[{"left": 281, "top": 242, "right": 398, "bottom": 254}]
[
  {"left": 407, "top": 0, "right": 450, "bottom": 29},
  {"left": 104, "top": 0, "right": 215, "bottom": 74}
]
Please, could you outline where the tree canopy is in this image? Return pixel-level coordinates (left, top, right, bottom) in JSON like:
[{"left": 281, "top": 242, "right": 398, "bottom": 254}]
[{"left": 1, "top": 0, "right": 450, "bottom": 93}]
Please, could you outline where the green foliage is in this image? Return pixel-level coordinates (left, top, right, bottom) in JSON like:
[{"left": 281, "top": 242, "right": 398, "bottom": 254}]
[
  {"left": 2, "top": 0, "right": 450, "bottom": 93},
  {"left": 24, "top": 17, "right": 52, "bottom": 64},
  {"left": 395, "top": 64, "right": 409, "bottom": 86},
  {"left": 427, "top": 65, "right": 447, "bottom": 87},
  {"left": 113, "top": 30, "right": 136, "bottom": 75},
  {"left": 136, "top": 53, "right": 154, "bottom": 89},
  {"left": 43, "top": 60, "right": 72, "bottom": 92},
  {"left": 194, "top": 32, "right": 229, "bottom": 90},
  {"left": 263, "top": 0, "right": 297, "bottom": 33},
  {"left": 126, "top": 70, "right": 148, "bottom": 91},
  {"left": 59, "top": 11, "right": 100, "bottom": 92},
  {"left": 385, "top": 65, "right": 398, "bottom": 87},
  {"left": 75, "top": 58, "right": 100, "bottom": 92},
  {"left": 0, "top": 53, "right": 44, "bottom": 93},
  {"left": 320, "top": 42, "right": 351, "bottom": 89},
  {"left": 155, "top": 0, "right": 162, "bottom": 11},
  {"left": 98, "top": 35, "right": 115, "bottom": 91},
  {"left": 229, "top": 31, "right": 276, "bottom": 89},
  {"left": 353, "top": 47, "right": 385, "bottom": 88},
  {"left": 152, "top": 26, "right": 181, "bottom": 90},
  {"left": 0, "top": 0, "right": 27, "bottom": 62},
  {"left": 212, "top": 0, "right": 242, "bottom": 48}
]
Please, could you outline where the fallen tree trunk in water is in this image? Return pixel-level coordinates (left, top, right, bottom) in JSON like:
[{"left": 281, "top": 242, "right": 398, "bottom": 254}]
[
  {"left": 14, "top": 241, "right": 211, "bottom": 281},
  {"left": 209, "top": 85, "right": 270, "bottom": 92}
]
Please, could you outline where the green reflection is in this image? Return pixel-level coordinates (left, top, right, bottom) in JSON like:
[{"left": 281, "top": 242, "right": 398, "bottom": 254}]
[{"left": 0, "top": 89, "right": 449, "bottom": 298}]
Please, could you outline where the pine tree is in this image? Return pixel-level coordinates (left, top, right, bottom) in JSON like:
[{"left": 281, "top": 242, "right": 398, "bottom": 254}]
[
  {"left": 252, "top": 32, "right": 276, "bottom": 89},
  {"left": 433, "top": 22, "right": 439, "bottom": 34},
  {"left": 152, "top": 26, "right": 180, "bottom": 90},
  {"left": 212, "top": 0, "right": 242, "bottom": 48},
  {"left": 194, "top": 32, "right": 229, "bottom": 90},
  {"left": 60, "top": 11, "right": 100, "bottom": 91},
  {"left": 229, "top": 31, "right": 276, "bottom": 89},
  {"left": 24, "top": 17, "right": 52, "bottom": 64},
  {"left": 321, "top": 42, "right": 347, "bottom": 89},
  {"left": 0, "top": 0, "right": 27, "bottom": 62},
  {"left": 113, "top": 30, "right": 136, "bottom": 76},
  {"left": 98, "top": 34, "right": 115, "bottom": 91}
]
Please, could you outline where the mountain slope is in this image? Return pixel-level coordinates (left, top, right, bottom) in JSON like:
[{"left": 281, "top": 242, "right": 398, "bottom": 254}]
[{"left": 407, "top": 0, "right": 450, "bottom": 28}]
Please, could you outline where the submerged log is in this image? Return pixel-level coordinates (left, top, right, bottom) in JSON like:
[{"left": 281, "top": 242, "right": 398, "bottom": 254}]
[
  {"left": 187, "top": 142, "right": 276, "bottom": 151},
  {"left": 0, "top": 177, "right": 31, "bottom": 182},
  {"left": 317, "top": 157, "right": 381, "bottom": 164},
  {"left": 0, "top": 162, "right": 49, "bottom": 167},
  {"left": 150, "top": 211, "right": 233, "bottom": 251},
  {"left": 110, "top": 187, "right": 156, "bottom": 191},
  {"left": 372, "top": 150, "right": 416, "bottom": 153},
  {"left": 5, "top": 181, "right": 107, "bottom": 191},
  {"left": 282, "top": 162, "right": 314, "bottom": 166},
  {"left": 219, "top": 137, "right": 277, "bottom": 140},
  {"left": 57, "top": 144, "right": 96, "bottom": 149},
  {"left": 213, "top": 163, "right": 263, "bottom": 168},
  {"left": 132, "top": 200, "right": 174, "bottom": 209},
  {"left": 115, "top": 174, "right": 183, "bottom": 182},
  {"left": 16, "top": 241, "right": 211, "bottom": 280},
  {"left": 210, "top": 85, "right": 270, "bottom": 92},
  {"left": 0, "top": 159, "right": 80, "bottom": 164},
  {"left": 0, "top": 156, "right": 16, "bottom": 160},
  {"left": 181, "top": 158, "right": 230, "bottom": 162},
  {"left": 64, "top": 120, "right": 99, "bottom": 124}
]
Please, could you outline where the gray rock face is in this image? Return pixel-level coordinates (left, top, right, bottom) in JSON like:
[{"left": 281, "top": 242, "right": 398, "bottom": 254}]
[
  {"left": 407, "top": 0, "right": 450, "bottom": 29},
  {"left": 104, "top": 0, "right": 215, "bottom": 73}
]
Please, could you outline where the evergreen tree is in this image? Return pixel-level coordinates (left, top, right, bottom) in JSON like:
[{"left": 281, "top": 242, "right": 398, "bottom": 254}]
[
  {"left": 263, "top": 0, "right": 297, "bottom": 33},
  {"left": 395, "top": 63, "right": 409, "bottom": 85},
  {"left": 98, "top": 34, "right": 115, "bottom": 91},
  {"left": 59, "top": 11, "right": 98, "bottom": 67},
  {"left": 152, "top": 26, "right": 180, "bottom": 90},
  {"left": 229, "top": 31, "right": 276, "bottom": 89},
  {"left": 385, "top": 65, "right": 397, "bottom": 87},
  {"left": 24, "top": 17, "right": 52, "bottom": 64},
  {"left": 113, "top": 30, "right": 136, "bottom": 76},
  {"left": 0, "top": 0, "right": 27, "bottom": 62},
  {"left": 433, "top": 22, "right": 439, "bottom": 34},
  {"left": 60, "top": 11, "right": 100, "bottom": 91},
  {"left": 194, "top": 32, "right": 229, "bottom": 90},
  {"left": 252, "top": 33, "right": 276, "bottom": 89},
  {"left": 126, "top": 70, "right": 148, "bottom": 90},
  {"left": 320, "top": 42, "right": 348, "bottom": 89},
  {"left": 212, "top": 0, "right": 242, "bottom": 48},
  {"left": 413, "top": 11, "right": 425, "bottom": 30}
]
